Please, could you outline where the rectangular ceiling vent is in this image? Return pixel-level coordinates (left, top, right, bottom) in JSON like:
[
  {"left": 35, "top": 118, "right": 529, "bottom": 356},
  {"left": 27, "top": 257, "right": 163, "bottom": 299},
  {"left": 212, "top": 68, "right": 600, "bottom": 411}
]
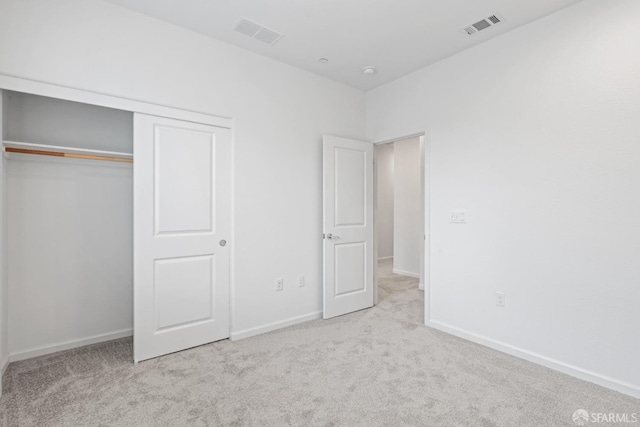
[
  {"left": 232, "top": 17, "right": 283, "bottom": 46},
  {"left": 462, "top": 13, "right": 504, "bottom": 36}
]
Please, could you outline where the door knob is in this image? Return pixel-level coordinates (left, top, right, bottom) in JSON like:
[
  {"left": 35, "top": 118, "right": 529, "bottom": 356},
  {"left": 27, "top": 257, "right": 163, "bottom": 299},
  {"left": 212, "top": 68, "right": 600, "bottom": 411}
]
[
  {"left": 219, "top": 240, "right": 227, "bottom": 247},
  {"left": 327, "top": 234, "right": 340, "bottom": 240}
]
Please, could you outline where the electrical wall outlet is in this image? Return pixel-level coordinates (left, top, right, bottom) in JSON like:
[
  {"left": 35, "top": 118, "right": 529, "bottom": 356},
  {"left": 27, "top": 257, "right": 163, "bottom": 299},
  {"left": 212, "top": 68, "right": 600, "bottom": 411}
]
[
  {"left": 297, "top": 275, "right": 305, "bottom": 287},
  {"left": 496, "top": 291, "right": 505, "bottom": 307},
  {"left": 275, "top": 277, "right": 283, "bottom": 291}
]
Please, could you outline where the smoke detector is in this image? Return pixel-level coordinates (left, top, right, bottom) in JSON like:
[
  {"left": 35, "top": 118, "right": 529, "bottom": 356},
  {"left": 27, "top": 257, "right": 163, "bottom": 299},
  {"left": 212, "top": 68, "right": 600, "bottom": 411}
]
[
  {"left": 362, "top": 66, "right": 377, "bottom": 76},
  {"left": 462, "top": 13, "right": 505, "bottom": 36},
  {"left": 232, "top": 17, "right": 284, "bottom": 46}
]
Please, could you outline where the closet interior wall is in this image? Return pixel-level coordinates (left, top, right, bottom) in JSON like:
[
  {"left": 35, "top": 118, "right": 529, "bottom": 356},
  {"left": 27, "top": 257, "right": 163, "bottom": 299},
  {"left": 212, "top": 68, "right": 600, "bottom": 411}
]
[{"left": 2, "top": 91, "right": 134, "bottom": 361}]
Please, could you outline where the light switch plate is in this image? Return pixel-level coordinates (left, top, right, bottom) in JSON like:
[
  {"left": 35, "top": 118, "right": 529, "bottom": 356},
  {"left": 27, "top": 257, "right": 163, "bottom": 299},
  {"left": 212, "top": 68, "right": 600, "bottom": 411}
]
[{"left": 450, "top": 210, "right": 467, "bottom": 223}]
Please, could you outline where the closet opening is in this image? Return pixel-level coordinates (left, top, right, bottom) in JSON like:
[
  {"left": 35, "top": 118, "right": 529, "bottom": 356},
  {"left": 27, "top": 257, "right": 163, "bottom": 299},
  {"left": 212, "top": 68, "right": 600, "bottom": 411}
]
[
  {"left": 0, "top": 78, "right": 234, "bottom": 397},
  {"left": 2, "top": 90, "right": 134, "bottom": 362},
  {"left": 374, "top": 134, "right": 427, "bottom": 319}
]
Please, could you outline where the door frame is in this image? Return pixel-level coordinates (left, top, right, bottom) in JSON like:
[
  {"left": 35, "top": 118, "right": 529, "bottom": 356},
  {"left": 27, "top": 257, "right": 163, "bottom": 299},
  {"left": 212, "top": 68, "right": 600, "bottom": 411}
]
[
  {"left": 373, "top": 132, "right": 430, "bottom": 323},
  {"left": 0, "top": 75, "right": 231, "bottom": 128}
]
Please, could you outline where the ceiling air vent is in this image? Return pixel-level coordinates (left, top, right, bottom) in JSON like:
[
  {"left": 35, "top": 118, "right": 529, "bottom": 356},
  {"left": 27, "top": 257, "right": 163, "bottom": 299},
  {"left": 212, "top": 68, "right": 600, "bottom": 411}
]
[
  {"left": 232, "top": 17, "right": 283, "bottom": 46},
  {"left": 461, "top": 13, "right": 504, "bottom": 36}
]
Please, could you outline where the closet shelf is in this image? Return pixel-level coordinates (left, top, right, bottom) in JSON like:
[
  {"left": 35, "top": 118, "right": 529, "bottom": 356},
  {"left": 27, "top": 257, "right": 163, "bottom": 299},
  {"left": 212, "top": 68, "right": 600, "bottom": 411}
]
[{"left": 3, "top": 140, "right": 133, "bottom": 163}]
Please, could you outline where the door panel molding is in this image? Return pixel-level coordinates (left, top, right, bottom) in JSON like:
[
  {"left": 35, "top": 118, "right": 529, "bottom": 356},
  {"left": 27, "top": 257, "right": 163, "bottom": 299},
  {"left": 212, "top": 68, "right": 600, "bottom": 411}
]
[
  {"left": 134, "top": 113, "right": 231, "bottom": 362},
  {"left": 323, "top": 135, "right": 374, "bottom": 319}
]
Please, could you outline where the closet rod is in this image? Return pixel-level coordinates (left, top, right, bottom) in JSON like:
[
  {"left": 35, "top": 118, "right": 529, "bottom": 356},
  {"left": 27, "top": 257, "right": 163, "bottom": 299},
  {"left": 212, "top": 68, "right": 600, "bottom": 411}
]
[
  {"left": 4, "top": 147, "right": 133, "bottom": 163},
  {"left": 3, "top": 140, "right": 133, "bottom": 158}
]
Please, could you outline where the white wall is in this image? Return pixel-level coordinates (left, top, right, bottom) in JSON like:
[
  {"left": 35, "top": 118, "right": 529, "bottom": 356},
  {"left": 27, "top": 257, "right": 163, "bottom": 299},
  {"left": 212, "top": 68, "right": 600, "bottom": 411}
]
[
  {"left": 5, "top": 91, "right": 133, "bottom": 152},
  {"left": 0, "top": 0, "right": 365, "bottom": 342},
  {"left": 4, "top": 92, "right": 133, "bottom": 358},
  {"left": 392, "top": 137, "right": 421, "bottom": 277},
  {"left": 375, "top": 143, "right": 394, "bottom": 259},
  {"left": 367, "top": 0, "right": 640, "bottom": 396},
  {"left": 7, "top": 158, "right": 133, "bottom": 357}
]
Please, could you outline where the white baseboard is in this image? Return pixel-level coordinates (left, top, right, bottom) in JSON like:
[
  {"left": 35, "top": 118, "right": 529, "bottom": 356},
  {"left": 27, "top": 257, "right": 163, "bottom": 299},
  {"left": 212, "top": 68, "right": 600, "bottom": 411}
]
[
  {"left": 377, "top": 256, "right": 393, "bottom": 260},
  {"left": 1, "top": 354, "right": 9, "bottom": 374},
  {"left": 230, "top": 311, "right": 323, "bottom": 341},
  {"left": 0, "top": 353, "right": 8, "bottom": 398},
  {"left": 418, "top": 282, "right": 425, "bottom": 290},
  {"left": 392, "top": 268, "right": 420, "bottom": 278},
  {"left": 426, "top": 319, "right": 640, "bottom": 399},
  {"left": 1, "top": 353, "right": 9, "bottom": 377},
  {"left": 9, "top": 328, "right": 133, "bottom": 362}
]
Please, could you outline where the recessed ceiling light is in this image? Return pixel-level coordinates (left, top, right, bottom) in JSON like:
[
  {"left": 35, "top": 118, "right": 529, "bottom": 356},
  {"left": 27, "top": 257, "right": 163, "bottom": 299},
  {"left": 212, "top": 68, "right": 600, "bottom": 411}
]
[
  {"left": 318, "top": 58, "right": 329, "bottom": 64},
  {"left": 362, "top": 66, "right": 377, "bottom": 76}
]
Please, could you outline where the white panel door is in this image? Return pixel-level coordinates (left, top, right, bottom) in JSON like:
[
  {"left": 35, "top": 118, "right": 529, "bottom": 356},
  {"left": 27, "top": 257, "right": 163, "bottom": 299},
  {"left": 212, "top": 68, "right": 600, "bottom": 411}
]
[
  {"left": 134, "top": 113, "right": 231, "bottom": 362},
  {"left": 323, "top": 135, "right": 374, "bottom": 319}
]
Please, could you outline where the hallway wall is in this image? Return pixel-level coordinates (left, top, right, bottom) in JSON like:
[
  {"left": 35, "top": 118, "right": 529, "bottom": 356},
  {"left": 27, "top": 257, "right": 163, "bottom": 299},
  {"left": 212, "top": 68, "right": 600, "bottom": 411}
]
[
  {"left": 376, "top": 143, "right": 394, "bottom": 259},
  {"left": 393, "top": 137, "right": 422, "bottom": 277}
]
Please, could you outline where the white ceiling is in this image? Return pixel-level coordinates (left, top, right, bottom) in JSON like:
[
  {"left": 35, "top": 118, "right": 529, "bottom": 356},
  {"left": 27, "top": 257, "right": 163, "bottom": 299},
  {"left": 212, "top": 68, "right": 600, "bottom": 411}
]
[{"left": 105, "top": 0, "right": 582, "bottom": 91}]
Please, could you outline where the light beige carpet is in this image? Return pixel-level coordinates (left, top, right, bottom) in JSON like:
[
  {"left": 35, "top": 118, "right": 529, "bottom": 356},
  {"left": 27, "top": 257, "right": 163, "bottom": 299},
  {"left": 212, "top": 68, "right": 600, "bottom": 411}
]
[{"left": 0, "top": 259, "right": 637, "bottom": 426}]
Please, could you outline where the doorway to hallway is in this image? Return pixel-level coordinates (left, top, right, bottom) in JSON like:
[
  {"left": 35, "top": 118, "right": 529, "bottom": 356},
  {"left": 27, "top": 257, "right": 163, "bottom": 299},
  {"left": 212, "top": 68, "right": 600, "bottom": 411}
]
[{"left": 374, "top": 134, "right": 426, "bottom": 307}]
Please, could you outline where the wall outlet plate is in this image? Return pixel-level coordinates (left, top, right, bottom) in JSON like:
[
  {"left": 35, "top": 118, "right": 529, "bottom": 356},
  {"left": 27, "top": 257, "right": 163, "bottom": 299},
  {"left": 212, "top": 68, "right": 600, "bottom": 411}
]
[
  {"left": 276, "top": 277, "right": 283, "bottom": 291},
  {"left": 496, "top": 291, "right": 505, "bottom": 307}
]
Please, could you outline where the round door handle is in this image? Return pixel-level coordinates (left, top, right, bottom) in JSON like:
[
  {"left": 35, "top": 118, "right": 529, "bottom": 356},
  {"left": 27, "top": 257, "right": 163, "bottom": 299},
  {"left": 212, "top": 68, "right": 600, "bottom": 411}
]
[{"left": 219, "top": 240, "right": 227, "bottom": 247}]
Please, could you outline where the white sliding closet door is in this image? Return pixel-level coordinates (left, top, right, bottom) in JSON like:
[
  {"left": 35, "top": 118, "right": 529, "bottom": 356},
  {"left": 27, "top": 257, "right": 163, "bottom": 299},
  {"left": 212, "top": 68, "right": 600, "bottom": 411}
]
[{"left": 134, "top": 113, "right": 231, "bottom": 362}]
